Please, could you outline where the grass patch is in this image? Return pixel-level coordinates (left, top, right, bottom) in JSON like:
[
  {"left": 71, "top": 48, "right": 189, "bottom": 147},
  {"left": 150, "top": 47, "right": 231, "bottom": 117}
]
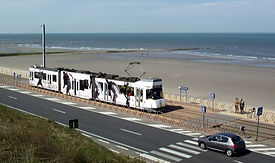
[{"left": 0, "top": 104, "right": 144, "bottom": 162}]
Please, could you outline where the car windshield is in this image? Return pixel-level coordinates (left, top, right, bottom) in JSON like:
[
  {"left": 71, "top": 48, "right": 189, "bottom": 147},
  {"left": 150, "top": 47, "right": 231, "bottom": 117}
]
[
  {"left": 232, "top": 136, "right": 244, "bottom": 144},
  {"left": 146, "top": 85, "right": 163, "bottom": 100}
]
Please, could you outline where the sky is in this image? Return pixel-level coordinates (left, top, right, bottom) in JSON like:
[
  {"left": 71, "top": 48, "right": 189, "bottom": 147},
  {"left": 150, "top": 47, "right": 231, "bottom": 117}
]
[{"left": 0, "top": 0, "right": 275, "bottom": 33}]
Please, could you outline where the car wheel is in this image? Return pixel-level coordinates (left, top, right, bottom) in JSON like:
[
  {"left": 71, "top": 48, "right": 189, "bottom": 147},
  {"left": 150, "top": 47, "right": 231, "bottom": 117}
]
[
  {"left": 226, "top": 149, "right": 233, "bottom": 157},
  {"left": 199, "top": 142, "right": 206, "bottom": 150}
]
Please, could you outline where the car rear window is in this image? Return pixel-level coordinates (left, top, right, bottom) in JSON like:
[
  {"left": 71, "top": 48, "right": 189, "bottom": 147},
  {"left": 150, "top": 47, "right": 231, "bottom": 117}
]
[{"left": 232, "top": 136, "right": 243, "bottom": 144}]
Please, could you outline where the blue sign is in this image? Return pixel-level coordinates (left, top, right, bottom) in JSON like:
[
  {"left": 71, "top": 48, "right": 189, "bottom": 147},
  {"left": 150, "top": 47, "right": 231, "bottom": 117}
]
[
  {"left": 211, "top": 93, "right": 215, "bottom": 100},
  {"left": 201, "top": 105, "right": 206, "bottom": 114},
  {"left": 180, "top": 86, "right": 188, "bottom": 93},
  {"left": 257, "top": 107, "right": 263, "bottom": 116}
]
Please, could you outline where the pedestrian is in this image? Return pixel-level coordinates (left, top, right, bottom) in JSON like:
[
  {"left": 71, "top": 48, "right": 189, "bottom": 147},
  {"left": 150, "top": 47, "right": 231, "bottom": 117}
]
[
  {"left": 240, "top": 99, "right": 245, "bottom": 114},
  {"left": 240, "top": 126, "right": 246, "bottom": 137},
  {"left": 235, "top": 97, "right": 239, "bottom": 113}
]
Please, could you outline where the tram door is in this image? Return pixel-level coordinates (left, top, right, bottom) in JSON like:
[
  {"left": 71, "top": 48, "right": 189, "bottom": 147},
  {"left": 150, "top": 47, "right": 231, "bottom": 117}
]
[{"left": 135, "top": 88, "right": 144, "bottom": 108}]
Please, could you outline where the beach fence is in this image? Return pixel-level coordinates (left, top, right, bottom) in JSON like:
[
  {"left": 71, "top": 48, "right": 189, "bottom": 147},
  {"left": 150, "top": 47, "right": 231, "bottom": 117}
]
[{"left": 0, "top": 66, "right": 28, "bottom": 79}]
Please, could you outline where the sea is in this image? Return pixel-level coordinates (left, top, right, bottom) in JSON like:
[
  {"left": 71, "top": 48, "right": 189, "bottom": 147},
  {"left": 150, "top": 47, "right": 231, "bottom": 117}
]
[{"left": 1, "top": 33, "right": 275, "bottom": 68}]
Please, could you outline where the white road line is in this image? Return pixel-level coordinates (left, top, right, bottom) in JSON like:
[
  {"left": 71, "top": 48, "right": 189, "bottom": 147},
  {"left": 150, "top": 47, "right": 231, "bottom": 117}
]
[
  {"left": 148, "top": 124, "right": 172, "bottom": 128},
  {"left": 150, "top": 150, "right": 182, "bottom": 162},
  {"left": 176, "top": 142, "right": 207, "bottom": 152},
  {"left": 59, "top": 101, "right": 76, "bottom": 105},
  {"left": 199, "top": 135, "right": 205, "bottom": 137},
  {"left": 159, "top": 147, "right": 192, "bottom": 158},
  {"left": 246, "top": 144, "right": 266, "bottom": 148},
  {"left": 52, "top": 109, "right": 66, "bottom": 114},
  {"left": 178, "top": 131, "right": 192, "bottom": 134},
  {"left": 245, "top": 141, "right": 252, "bottom": 144},
  {"left": 109, "top": 148, "right": 120, "bottom": 154},
  {"left": 8, "top": 96, "right": 18, "bottom": 100},
  {"left": 116, "top": 145, "right": 129, "bottom": 151},
  {"left": 169, "top": 144, "right": 200, "bottom": 155},
  {"left": 168, "top": 129, "right": 184, "bottom": 132},
  {"left": 18, "top": 91, "right": 31, "bottom": 94},
  {"left": 31, "top": 94, "right": 44, "bottom": 97},
  {"left": 249, "top": 148, "right": 275, "bottom": 151},
  {"left": 263, "top": 151, "right": 275, "bottom": 155},
  {"left": 81, "top": 133, "right": 92, "bottom": 138},
  {"left": 140, "top": 153, "right": 171, "bottom": 163},
  {"left": 78, "top": 106, "right": 96, "bottom": 110},
  {"left": 184, "top": 140, "right": 198, "bottom": 145},
  {"left": 233, "top": 160, "right": 243, "bottom": 163},
  {"left": 44, "top": 98, "right": 60, "bottom": 101},
  {"left": 98, "top": 112, "right": 117, "bottom": 115},
  {"left": 0, "top": 85, "right": 9, "bottom": 88},
  {"left": 76, "top": 128, "right": 148, "bottom": 154},
  {"left": 121, "top": 117, "right": 142, "bottom": 121},
  {"left": 184, "top": 133, "right": 202, "bottom": 136},
  {"left": 97, "top": 139, "right": 110, "bottom": 144},
  {"left": 120, "top": 128, "right": 141, "bottom": 136},
  {"left": 8, "top": 88, "right": 20, "bottom": 91},
  {"left": 192, "top": 138, "right": 199, "bottom": 141}
]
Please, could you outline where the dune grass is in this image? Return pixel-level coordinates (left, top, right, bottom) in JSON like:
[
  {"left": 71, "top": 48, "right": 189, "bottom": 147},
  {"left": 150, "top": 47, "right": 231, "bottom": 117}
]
[{"left": 0, "top": 104, "right": 144, "bottom": 163}]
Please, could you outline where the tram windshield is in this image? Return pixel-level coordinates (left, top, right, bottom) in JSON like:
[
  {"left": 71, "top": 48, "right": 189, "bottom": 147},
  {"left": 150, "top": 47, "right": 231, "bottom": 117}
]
[{"left": 146, "top": 85, "right": 163, "bottom": 100}]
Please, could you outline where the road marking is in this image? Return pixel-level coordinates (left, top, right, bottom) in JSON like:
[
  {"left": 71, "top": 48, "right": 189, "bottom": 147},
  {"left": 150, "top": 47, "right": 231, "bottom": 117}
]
[
  {"left": 184, "top": 140, "right": 198, "bottom": 145},
  {"left": 121, "top": 117, "right": 142, "bottom": 121},
  {"left": 8, "top": 88, "right": 20, "bottom": 91},
  {"left": 199, "top": 135, "right": 205, "bottom": 137},
  {"left": 178, "top": 131, "right": 192, "bottom": 134},
  {"left": 52, "top": 109, "right": 66, "bottom": 114},
  {"left": 116, "top": 145, "right": 129, "bottom": 151},
  {"left": 148, "top": 124, "right": 172, "bottom": 128},
  {"left": 8, "top": 96, "right": 18, "bottom": 100},
  {"left": 168, "top": 144, "right": 200, "bottom": 155},
  {"left": 263, "top": 151, "right": 275, "bottom": 155},
  {"left": 168, "top": 129, "right": 184, "bottom": 132},
  {"left": 0, "top": 85, "right": 9, "bottom": 88},
  {"left": 233, "top": 160, "right": 243, "bottom": 163},
  {"left": 120, "top": 128, "right": 141, "bottom": 136},
  {"left": 176, "top": 142, "right": 207, "bottom": 152},
  {"left": 140, "top": 153, "right": 171, "bottom": 163},
  {"left": 109, "top": 148, "right": 120, "bottom": 154},
  {"left": 98, "top": 112, "right": 117, "bottom": 115},
  {"left": 81, "top": 133, "right": 92, "bottom": 138},
  {"left": 97, "top": 139, "right": 110, "bottom": 144},
  {"left": 184, "top": 133, "right": 201, "bottom": 136},
  {"left": 150, "top": 150, "right": 182, "bottom": 162},
  {"left": 59, "top": 101, "right": 76, "bottom": 105},
  {"left": 245, "top": 141, "right": 252, "bottom": 144},
  {"left": 159, "top": 147, "right": 192, "bottom": 158},
  {"left": 18, "top": 91, "right": 31, "bottom": 94},
  {"left": 31, "top": 94, "right": 44, "bottom": 97},
  {"left": 249, "top": 148, "right": 275, "bottom": 151},
  {"left": 44, "top": 98, "right": 60, "bottom": 101},
  {"left": 77, "top": 128, "right": 148, "bottom": 154},
  {"left": 192, "top": 138, "right": 199, "bottom": 141},
  {"left": 79, "top": 106, "right": 96, "bottom": 110},
  {"left": 246, "top": 144, "right": 266, "bottom": 148}
]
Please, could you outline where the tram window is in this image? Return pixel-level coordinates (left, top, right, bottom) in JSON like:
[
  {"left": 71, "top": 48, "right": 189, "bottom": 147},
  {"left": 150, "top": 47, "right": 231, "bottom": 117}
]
[
  {"left": 127, "top": 87, "right": 134, "bottom": 96},
  {"left": 52, "top": 75, "right": 57, "bottom": 82},
  {"left": 43, "top": 73, "right": 46, "bottom": 80},
  {"left": 34, "top": 72, "right": 40, "bottom": 78},
  {"left": 99, "top": 82, "right": 103, "bottom": 91},
  {"left": 146, "top": 85, "right": 163, "bottom": 100},
  {"left": 80, "top": 80, "right": 89, "bottom": 90},
  {"left": 118, "top": 85, "right": 127, "bottom": 95}
]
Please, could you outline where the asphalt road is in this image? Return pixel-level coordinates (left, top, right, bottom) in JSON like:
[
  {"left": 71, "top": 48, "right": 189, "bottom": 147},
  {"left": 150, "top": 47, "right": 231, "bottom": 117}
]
[{"left": 0, "top": 86, "right": 274, "bottom": 163}]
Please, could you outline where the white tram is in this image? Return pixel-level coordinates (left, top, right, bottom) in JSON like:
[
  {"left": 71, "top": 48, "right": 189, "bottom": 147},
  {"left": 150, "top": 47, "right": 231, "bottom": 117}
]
[{"left": 29, "top": 66, "right": 165, "bottom": 110}]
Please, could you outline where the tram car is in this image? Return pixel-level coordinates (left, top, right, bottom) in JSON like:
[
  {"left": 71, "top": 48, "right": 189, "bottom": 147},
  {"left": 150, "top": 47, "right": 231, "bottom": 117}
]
[{"left": 29, "top": 65, "right": 165, "bottom": 110}]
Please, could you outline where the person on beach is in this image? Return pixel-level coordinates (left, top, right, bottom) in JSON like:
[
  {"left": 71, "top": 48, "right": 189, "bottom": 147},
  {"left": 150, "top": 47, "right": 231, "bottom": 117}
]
[
  {"left": 235, "top": 97, "right": 239, "bottom": 113},
  {"left": 240, "top": 98, "right": 245, "bottom": 114}
]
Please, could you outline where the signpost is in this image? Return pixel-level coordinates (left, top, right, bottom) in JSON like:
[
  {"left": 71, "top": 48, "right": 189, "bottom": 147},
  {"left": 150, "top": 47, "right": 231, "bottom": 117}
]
[
  {"left": 211, "top": 93, "right": 215, "bottom": 110},
  {"left": 201, "top": 105, "right": 206, "bottom": 128},
  {"left": 179, "top": 86, "right": 188, "bottom": 103},
  {"left": 255, "top": 107, "right": 263, "bottom": 141}
]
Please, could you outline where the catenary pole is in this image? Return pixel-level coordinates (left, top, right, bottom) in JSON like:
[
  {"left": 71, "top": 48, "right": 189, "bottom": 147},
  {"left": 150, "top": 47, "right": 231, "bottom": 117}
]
[{"left": 42, "top": 24, "right": 46, "bottom": 67}]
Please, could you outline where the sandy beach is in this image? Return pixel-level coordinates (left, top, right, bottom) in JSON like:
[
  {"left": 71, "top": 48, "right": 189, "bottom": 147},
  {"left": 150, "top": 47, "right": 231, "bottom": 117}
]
[{"left": 0, "top": 52, "right": 275, "bottom": 111}]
